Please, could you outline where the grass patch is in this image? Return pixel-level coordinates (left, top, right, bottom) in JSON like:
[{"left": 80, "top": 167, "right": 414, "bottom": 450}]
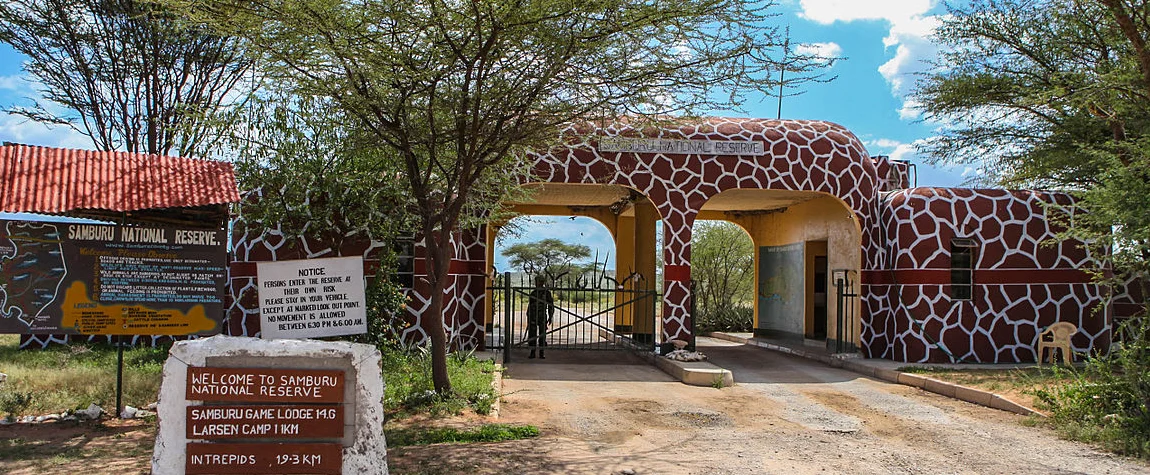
[
  {"left": 0, "top": 333, "right": 498, "bottom": 419},
  {"left": 385, "top": 423, "right": 538, "bottom": 447},
  {"left": 381, "top": 346, "right": 498, "bottom": 418},
  {"left": 0, "top": 335, "right": 166, "bottom": 416}
]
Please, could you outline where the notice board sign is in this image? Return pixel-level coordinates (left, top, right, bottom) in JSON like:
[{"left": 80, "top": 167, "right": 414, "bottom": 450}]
[
  {"left": 257, "top": 256, "right": 367, "bottom": 339},
  {"left": 0, "top": 220, "right": 226, "bottom": 335}
]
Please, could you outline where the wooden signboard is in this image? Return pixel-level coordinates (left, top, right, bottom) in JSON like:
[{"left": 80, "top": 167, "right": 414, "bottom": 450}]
[
  {"left": 184, "top": 367, "right": 347, "bottom": 474},
  {"left": 185, "top": 442, "right": 342, "bottom": 474},
  {"left": 187, "top": 405, "right": 344, "bottom": 439},
  {"left": 186, "top": 367, "right": 344, "bottom": 403}
]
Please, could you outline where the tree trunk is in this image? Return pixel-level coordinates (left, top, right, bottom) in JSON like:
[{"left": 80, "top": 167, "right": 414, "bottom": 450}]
[{"left": 424, "top": 233, "right": 453, "bottom": 395}]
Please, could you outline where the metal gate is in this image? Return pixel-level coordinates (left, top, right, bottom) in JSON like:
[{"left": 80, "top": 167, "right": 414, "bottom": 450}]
[
  {"left": 488, "top": 272, "right": 658, "bottom": 362},
  {"left": 832, "top": 269, "right": 858, "bottom": 353}
]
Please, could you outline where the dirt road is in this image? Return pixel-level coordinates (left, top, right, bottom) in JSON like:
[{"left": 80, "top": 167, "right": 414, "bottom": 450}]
[{"left": 393, "top": 337, "right": 1150, "bottom": 474}]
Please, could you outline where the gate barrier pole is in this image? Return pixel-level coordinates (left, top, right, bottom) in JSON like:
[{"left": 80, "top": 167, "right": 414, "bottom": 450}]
[{"left": 503, "top": 272, "right": 512, "bottom": 364}]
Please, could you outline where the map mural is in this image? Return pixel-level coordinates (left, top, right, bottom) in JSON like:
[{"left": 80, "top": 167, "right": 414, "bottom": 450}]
[
  {"left": 757, "top": 243, "right": 805, "bottom": 335},
  {"left": 0, "top": 220, "right": 226, "bottom": 335}
]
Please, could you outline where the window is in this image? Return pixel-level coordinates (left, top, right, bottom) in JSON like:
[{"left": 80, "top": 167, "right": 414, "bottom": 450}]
[
  {"left": 950, "top": 238, "right": 976, "bottom": 300},
  {"left": 393, "top": 237, "right": 415, "bottom": 289}
]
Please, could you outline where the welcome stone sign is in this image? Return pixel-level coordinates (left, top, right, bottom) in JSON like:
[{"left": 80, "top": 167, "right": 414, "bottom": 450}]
[{"left": 152, "top": 335, "right": 387, "bottom": 475}]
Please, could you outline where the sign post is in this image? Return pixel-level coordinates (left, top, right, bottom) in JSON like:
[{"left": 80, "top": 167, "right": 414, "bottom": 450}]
[
  {"left": 184, "top": 367, "right": 348, "bottom": 474},
  {"left": 152, "top": 336, "right": 388, "bottom": 475},
  {"left": 0, "top": 220, "right": 228, "bottom": 335}
]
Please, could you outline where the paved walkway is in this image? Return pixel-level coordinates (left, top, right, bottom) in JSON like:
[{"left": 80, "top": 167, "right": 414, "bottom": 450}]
[{"left": 708, "top": 332, "right": 1040, "bottom": 414}]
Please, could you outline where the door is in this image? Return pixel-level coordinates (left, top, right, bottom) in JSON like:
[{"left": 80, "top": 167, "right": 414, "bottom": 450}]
[{"left": 813, "top": 256, "right": 828, "bottom": 340}]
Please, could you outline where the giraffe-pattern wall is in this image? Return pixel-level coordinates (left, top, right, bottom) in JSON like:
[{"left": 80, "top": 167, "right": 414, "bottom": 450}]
[
  {"left": 528, "top": 118, "right": 879, "bottom": 343},
  {"left": 227, "top": 189, "right": 489, "bottom": 350},
  {"left": 222, "top": 118, "right": 1118, "bottom": 363},
  {"left": 866, "top": 188, "right": 1110, "bottom": 362}
]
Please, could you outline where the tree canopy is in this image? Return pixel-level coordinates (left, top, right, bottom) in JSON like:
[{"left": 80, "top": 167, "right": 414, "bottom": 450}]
[
  {"left": 0, "top": 0, "right": 254, "bottom": 156},
  {"left": 691, "top": 221, "right": 754, "bottom": 316},
  {"left": 179, "top": 0, "right": 832, "bottom": 393},
  {"left": 915, "top": 0, "right": 1150, "bottom": 314},
  {"left": 502, "top": 238, "right": 592, "bottom": 282}
]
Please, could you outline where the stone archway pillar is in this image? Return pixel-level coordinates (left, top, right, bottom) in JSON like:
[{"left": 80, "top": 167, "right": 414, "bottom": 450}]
[
  {"left": 614, "top": 215, "right": 636, "bottom": 332},
  {"left": 632, "top": 201, "right": 658, "bottom": 344}
]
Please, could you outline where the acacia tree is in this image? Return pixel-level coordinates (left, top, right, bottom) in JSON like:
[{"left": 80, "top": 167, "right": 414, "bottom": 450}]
[
  {"left": 914, "top": 0, "right": 1150, "bottom": 317},
  {"left": 183, "top": 0, "right": 831, "bottom": 393},
  {"left": 0, "top": 0, "right": 254, "bottom": 156},
  {"left": 230, "top": 88, "right": 413, "bottom": 250},
  {"left": 502, "top": 238, "right": 591, "bottom": 283},
  {"left": 691, "top": 221, "right": 754, "bottom": 317}
]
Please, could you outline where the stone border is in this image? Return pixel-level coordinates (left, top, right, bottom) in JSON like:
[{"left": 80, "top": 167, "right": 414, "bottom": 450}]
[
  {"left": 708, "top": 332, "right": 1042, "bottom": 417},
  {"left": 486, "top": 351, "right": 505, "bottom": 418},
  {"left": 653, "top": 356, "right": 735, "bottom": 387}
]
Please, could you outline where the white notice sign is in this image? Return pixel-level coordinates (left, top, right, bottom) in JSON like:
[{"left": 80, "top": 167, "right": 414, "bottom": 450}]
[{"left": 257, "top": 256, "right": 367, "bottom": 339}]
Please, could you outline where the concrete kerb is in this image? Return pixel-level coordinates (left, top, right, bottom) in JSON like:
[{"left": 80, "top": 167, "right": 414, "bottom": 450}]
[
  {"left": 475, "top": 350, "right": 504, "bottom": 418},
  {"left": 708, "top": 332, "right": 1043, "bottom": 417},
  {"left": 653, "top": 355, "right": 735, "bottom": 387}
]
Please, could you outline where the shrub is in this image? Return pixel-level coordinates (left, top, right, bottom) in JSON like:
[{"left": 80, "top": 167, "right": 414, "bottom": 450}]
[
  {"left": 694, "top": 304, "right": 753, "bottom": 334},
  {"left": 380, "top": 346, "right": 497, "bottom": 418},
  {"left": 1032, "top": 318, "right": 1150, "bottom": 458},
  {"left": 343, "top": 276, "right": 410, "bottom": 350}
]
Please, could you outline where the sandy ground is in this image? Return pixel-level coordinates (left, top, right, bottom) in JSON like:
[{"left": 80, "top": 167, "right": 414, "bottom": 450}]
[
  {"left": 392, "top": 337, "right": 1150, "bottom": 475},
  {"left": 0, "top": 418, "right": 152, "bottom": 475},
  {"left": 3, "top": 337, "right": 1149, "bottom": 474}
]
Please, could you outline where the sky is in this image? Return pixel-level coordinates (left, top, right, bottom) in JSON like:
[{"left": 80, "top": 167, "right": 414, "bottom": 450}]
[{"left": 0, "top": 0, "right": 964, "bottom": 270}]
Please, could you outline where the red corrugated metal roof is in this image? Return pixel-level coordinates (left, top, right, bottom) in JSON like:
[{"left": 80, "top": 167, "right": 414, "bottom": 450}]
[{"left": 0, "top": 144, "right": 240, "bottom": 214}]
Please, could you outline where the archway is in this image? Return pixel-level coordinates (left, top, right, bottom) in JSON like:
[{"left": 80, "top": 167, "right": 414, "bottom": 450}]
[
  {"left": 485, "top": 183, "right": 664, "bottom": 357},
  {"left": 696, "top": 189, "right": 863, "bottom": 351},
  {"left": 688, "top": 218, "right": 756, "bottom": 337}
]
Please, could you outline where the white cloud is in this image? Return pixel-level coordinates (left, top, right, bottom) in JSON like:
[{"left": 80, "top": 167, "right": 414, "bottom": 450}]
[
  {"left": 877, "top": 17, "right": 940, "bottom": 99},
  {"left": 898, "top": 98, "right": 924, "bottom": 120},
  {"left": 862, "top": 137, "right": 928, "bottom": 163},
  {"left": 0, "top": 114, "right": 92, "bottom": 149},
  {"left": 865, "top": 138, "right": 903, "bottom": 149},
  {"left": 798, "top": 0, "right": 941, "bottom": 121},
  {"left": 888, "top": 141, "right": 918, "bottom": 162},
  {"left": 798, "top": 0, "right": 932, "bottom": 25},
  {"left": 794, "top": 42, "right": 842, "bottom": 59},
  {"left": 0, "top": 75, "right": 28, "bottom": 91}
]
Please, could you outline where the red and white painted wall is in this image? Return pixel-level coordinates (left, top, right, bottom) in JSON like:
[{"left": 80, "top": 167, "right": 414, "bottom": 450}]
[{"left": 225, "top": 117, "right": 1132, "bottom": 363}]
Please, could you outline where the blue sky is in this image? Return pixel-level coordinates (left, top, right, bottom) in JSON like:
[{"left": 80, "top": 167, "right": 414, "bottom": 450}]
[{"left": 0, "top": 0, "right": 966, "bottom": 269}]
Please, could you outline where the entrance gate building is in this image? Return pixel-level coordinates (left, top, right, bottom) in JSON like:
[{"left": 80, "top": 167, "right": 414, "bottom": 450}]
[{"left": 228, "top": 117, "right": 1134, "bottom": 363}]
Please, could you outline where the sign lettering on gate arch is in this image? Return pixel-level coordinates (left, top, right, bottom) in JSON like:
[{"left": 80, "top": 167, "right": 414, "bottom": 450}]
[{"left": 597, "top": 137, "right": 766, "bottom": 156}]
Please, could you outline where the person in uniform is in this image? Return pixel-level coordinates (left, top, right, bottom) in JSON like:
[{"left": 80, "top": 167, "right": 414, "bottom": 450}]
[{"left": 526, "top": 274, "right": 554, "bottom": 359}]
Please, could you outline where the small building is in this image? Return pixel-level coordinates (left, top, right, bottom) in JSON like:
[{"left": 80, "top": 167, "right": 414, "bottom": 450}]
[{"left": 0, "top": 143, "right": 239, "bottom": 348}]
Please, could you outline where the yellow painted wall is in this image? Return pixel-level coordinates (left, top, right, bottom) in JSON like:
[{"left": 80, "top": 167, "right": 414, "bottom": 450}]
[
  {"left": 723, "top": 195, "right": 861, "bottom": 345},
  {"left": 614, "top": 215, "right": 636, "bottom": 330},
  {"left": 631, "top": 201, "right": 658, "bottom": 341}
]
